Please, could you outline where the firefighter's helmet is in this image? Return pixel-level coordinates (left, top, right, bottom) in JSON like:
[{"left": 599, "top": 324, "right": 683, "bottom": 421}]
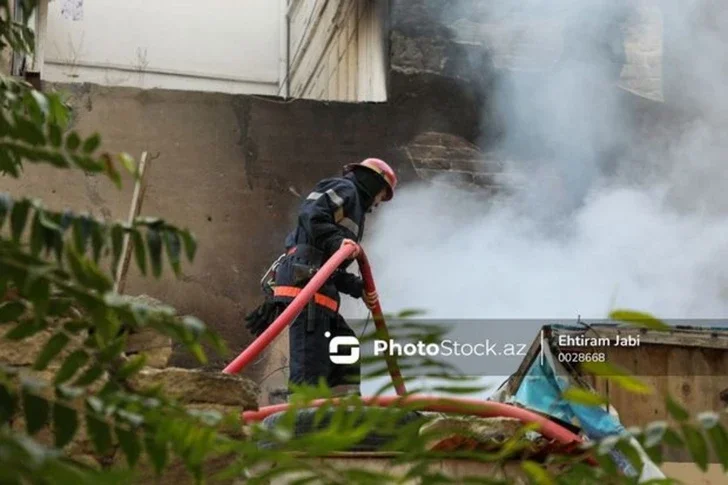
[{"left": 343, "top": 158, "right": 398, "bottom": 201}]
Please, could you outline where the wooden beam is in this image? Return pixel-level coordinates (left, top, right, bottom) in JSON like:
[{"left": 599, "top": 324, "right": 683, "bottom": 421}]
[
  {"left": 552, "top": 325, "right": 728, "bottom": 350},
  {"left": 501, "top": 326, "right": 546, "bottom": 397},
  {"left": 114, "top": 152, "right": 151, "bottom": 294}
]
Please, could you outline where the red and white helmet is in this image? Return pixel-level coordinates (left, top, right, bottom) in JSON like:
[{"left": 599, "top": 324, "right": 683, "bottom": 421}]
[{"left": 343, "top": 158, "right": 398, "bottom": 201}]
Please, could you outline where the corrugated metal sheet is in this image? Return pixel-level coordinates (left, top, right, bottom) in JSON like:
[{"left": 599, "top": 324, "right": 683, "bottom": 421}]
[{"left": 288, "top": 0, "right": 387, "bottom": 102}]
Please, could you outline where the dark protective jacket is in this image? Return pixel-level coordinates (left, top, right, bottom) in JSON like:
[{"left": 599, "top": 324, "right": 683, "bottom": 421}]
[{"left": 272, "top": 175, "right": 367, "bottom": 315}]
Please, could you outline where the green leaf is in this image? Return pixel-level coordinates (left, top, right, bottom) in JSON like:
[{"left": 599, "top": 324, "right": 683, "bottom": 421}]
[
  {"left": 0, "top": 301, "right": 26, "bottom": 323},
  {"left": 643, "top": 421, "right": 668, "bottom": 448},
  {"left": 180, "top": 230, "right": 197, "bottom": 261},
  {"left": 66, "top": 245, "right": 113, "bottom": 293},
  {"left": 97, "top": 335, "right": 127, "bottom": 363},
  {"left": 4, "top": 319, "right": 47, "bottom": 340},
  {"left": 663, "top": 428, "right": 685, "bottom": 448},
  {"left": 0, "top": 149, "right": 20, "bottom": 177},
  {"left": 521, "top": 460, "right": 554, "bottom": 485},
  {"left": 48, "top": 123, "right": 62, "bottom": 147},
  {"left": 0, "top": 383, "right": 17, "bottom": 425},
  {"left": 64, "top": 319, "right": 90, "bottom": 334},
  {"left": 614, "top": 436, "right": 644, "bottom": 471},
  {"left": 90, "top": 220, "right": 106, "bottom": 263},
  {"left": 0, "top": 193, "right": 12, "bottom": 230},
  {"left": 66, "top": 132, "right": 81, "bottom": 151},
  {"left": 73, "top": 364, "right": 105, "bottom": 387},
  {"left": 55, "top": 384, "right": 85, "bottom": 401},
  {"left": 681, "top": 423, "right": 709, "bottom": 472},
  {"left": 116, "top": 354, "right": 147, "bottom": 380},
  {"left": 39, "top": 212, "right": 62, "bottom": 258},
  {"left": 147, "top": 228, "right": 163, "bottom": 277},
  {"left": 181, "top": 315, "right": 205, "bottom": 337},
  {"left": 609, "top": 309, "right": 670, "bottom": 331},
  {"left": 101, "top": 153, "right": 122, "bottom": 189},
  {"left": 697, "top": 412, "right": 720, "bottom": 430},
  {"left": 10, "top": 198, "right": 30, "bottom": 242},
  {"left": 145, "top": 436, "right": 169, "bottom": 475},
  {"left": 116, "top": 427, "right": 142, "bottom": 467},
  {"left": 111, "top": 224, "right": 124, "bottom": 273},
  {"left": 14, "top": 116, "right": 45, "bottom": 145},
  {"left": 47, "top": 297, "right": 73, "bottom": 317},
  {"left": 561, "top": 387, "right": 607, "bottom": 407},
  {"left": 163, "top": 230, "right": 182, "bottom": 277},
  {"left": 66, "top": 245, "right": 88, "bottom": 284},
  {"left": 119, "top": 152, "right": 137, "bottom": 176},
  {"left": 53, "top": 350, "right": 89, "bottom": 385},
  {"left": 665, "top": 395, "right": 689, "bottom": 422},
  {"left": 82, "top": 133, "right": 101, "bottom": 154},
  {"left": 49, "top": 95, "right": 69, "bottom": 129},
  {"left": 86, "top": 414, "right": 113, "bottom": 454},
  {"left": 33, "top": 332, "right": 71, "bottom": 370},
  {"left": 132, "top": 229, "right": 147, "bottom": 276},
  {"left": 705, "top": 422, "right": 728, "bottom": 471},
  {"left": 187, "top": 342, "right": 207, "bottom": 364},
  {"left": 30, "top": 91, "right": 50, "bottom": 119},
  {"left": 52, "top": 402, "right": 78, "bottom": 448},
  {"left": 580, "top": 361, "right": 653, "bottom": 394},
  {"left": 397, "top": 308, "right": 427, "bottom": 318},
  {"left": 28, "top": 277, "right": 50, "bottom": 319},
  {"left": 22, "top": 389, "right": 49, "bottom": 435},
  {"left": 29, "top": 210, "right": 43, "bottom": 256},
  {"left": 72, "top": 215, "right": 93, "bottom": 254}
]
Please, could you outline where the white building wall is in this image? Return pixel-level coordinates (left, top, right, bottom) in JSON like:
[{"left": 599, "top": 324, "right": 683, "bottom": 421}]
[
  {"left": 287, "top": 0, "right": 388, "bottom": 102},
  {"left": 42, "top": 0, "right": 283, "bottom": 95}
]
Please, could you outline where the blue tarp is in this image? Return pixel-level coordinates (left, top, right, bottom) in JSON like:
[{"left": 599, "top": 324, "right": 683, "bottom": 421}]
[
  {"left": 512, "top": 349, "right": 638, "bottom": 476},
  {"left": 513, "top": 354, "right": 624, "bottom": 437}
]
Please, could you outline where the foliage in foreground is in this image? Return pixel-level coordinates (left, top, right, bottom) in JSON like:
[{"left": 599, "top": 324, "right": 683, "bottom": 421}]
[{"left": 1, "top": 2, "right": 727, "bottom": 484}]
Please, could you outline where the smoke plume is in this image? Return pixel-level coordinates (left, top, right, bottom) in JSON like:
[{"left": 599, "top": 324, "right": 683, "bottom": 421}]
[
  {"left": 341, "top": 0, "right": 728, "bottom": 395},
  {"left": 345, "top": 0, "right": 728, "bottom": 321}
]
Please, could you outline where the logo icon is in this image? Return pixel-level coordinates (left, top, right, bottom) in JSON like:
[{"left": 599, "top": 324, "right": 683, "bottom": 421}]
[{"left": 325, "top": 331, "right": 360, "bottom": 364}]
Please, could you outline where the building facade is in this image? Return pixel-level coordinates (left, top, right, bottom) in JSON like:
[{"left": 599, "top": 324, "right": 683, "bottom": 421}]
[{"left": 15, "top": 0, "right": 389, "bottom": 101}]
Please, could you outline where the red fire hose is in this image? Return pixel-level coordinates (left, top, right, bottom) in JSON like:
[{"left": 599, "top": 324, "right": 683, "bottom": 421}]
[
  {"left": 242, "top": 395, "right": 596, "bottom": 464},
  {"left": 223, "top": 244, "right": 596, "bottom": 465},
  {"left": 223, "top": 244, "right": 407, "bottom": 396},
  {"left": 357, "top": 249, "right": 407, "bottom": 395}
]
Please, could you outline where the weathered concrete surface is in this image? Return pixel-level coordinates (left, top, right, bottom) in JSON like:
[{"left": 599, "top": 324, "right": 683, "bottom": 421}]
[
  {"left": 129, "top": 367, "right": 259, "bottom": 409},
  {"left": 394, "top": 0, "right": 663, "bottom": 101},
  {"left": 419, "top": 416, "right": 550, "bottom": 453}
]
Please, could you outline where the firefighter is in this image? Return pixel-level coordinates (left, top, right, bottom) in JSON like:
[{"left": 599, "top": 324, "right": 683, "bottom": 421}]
[{"left": 245, "top": 158, "right": 398, "bottom": 397}]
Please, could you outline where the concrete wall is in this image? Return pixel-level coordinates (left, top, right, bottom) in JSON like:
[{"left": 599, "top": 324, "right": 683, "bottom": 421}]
[{"left": 42, "top": 0, "right": 283, "bottom": 95}]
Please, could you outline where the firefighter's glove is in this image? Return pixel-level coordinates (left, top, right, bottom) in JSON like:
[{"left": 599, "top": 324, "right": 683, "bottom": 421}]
[
  {"left": 332, "top": 270, "right": 364, "bottom": 298},
  {"left": 340, "top": 239, "right": 361, "bottom": 259},
  {"left": 363, "top": 290, "right": 379, "bottom": 310},
  {"left": 244, "top": 298, "right": 280, "bottom": 337}
]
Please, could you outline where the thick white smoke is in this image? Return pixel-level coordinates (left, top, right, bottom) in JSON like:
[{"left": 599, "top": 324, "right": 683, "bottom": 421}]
[
  {"left": 342, "top": 0, "right": 728, "bottom": 395},
  {"left": 347, "top": 0, "right": 728, "bottom": 320}
]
